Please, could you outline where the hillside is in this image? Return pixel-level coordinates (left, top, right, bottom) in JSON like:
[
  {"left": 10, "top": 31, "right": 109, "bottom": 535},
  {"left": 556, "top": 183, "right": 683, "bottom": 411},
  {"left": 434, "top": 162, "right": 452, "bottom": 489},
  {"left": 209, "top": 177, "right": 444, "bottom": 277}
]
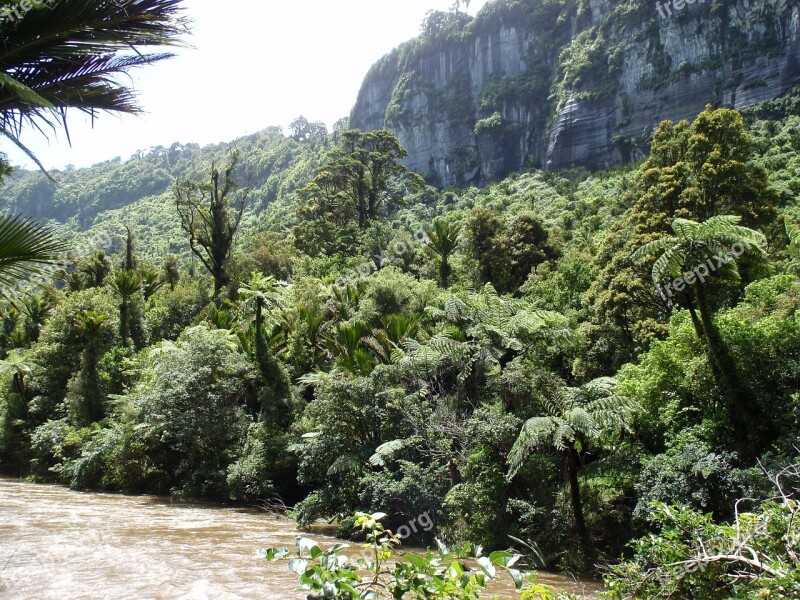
[
  {"left": 351, "top": 0, "right": 800, "bottom": 185},
  {"left": 0, "top": 127, "right": 326, "bottom": 262}
]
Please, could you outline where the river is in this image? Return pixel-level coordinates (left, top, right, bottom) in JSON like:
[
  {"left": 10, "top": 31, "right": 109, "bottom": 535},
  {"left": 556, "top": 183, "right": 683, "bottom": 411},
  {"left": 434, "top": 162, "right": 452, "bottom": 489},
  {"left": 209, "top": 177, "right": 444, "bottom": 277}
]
[{"left": 0, "top": 479, "right": 603, "bottom": 599}]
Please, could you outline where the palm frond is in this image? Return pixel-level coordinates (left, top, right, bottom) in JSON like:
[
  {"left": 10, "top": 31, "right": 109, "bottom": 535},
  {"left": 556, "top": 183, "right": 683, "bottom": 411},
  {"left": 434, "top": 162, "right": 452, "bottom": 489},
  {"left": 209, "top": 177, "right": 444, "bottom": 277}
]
[
  {"left": 630, "top": 236, "right": 677, "bottom": 263},
  {"left": 0, "top": 0, "right": 188, "bottom": 171},
  {"left": 0, "top": 214, "right": 66, "bottom": 290},
  {"left": 651, "top": 244, "right": 686, "bottom": 284},
  {"left": 326, "top": 453, "right": 362, "bottom": 477}
]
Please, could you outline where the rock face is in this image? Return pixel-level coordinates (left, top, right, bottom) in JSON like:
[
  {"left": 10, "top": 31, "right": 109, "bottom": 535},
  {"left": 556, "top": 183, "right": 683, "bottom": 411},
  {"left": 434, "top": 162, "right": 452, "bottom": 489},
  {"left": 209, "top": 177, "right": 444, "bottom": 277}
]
[{"left": 350, "top": 0, "right": 800, "bottom": 186}]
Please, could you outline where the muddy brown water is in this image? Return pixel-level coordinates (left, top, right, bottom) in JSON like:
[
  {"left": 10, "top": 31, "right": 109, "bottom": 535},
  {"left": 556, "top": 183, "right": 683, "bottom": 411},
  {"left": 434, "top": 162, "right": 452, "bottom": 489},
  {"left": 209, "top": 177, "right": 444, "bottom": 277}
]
[{"left": 0, "top": 479, "right": 603, "bottom": 599}]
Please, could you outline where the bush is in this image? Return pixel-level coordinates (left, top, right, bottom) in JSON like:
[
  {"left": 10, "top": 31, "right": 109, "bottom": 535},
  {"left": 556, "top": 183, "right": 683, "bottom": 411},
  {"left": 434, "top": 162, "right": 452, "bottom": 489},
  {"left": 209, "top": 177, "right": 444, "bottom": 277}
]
[
  {"left": 606, "top": 467, "right": 800, "bottom": 599},
  {"left": 128, "top": 325, "right": 254, "bottom": 498},
  {"left": 227, "top": 422, "right": 294, "bottom": 503}
]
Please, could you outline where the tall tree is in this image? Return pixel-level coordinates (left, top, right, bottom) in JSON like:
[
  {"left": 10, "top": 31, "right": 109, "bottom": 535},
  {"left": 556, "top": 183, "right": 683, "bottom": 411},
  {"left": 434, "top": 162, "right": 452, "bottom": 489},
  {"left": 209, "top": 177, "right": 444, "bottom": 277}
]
[
  {"left": 174, "top": 152, "right": 248, "bottom": 299},
  {"left": 122, "top": 226, "right": 137, "bottom": 272},
  {"left": 72, "top": 310, "right": 108, "bottom": 423},
  {"left": 238, "top": 272, "right": 290, "bottom": 416},
  {"left": 507, "top": 377, "right": 633, "bottom": 564},
  {"left": 162, "top": 253, "right": 180, "bottom": 291},
  {"left": 80, "top": 250, "right": 113, "bottom": 289},
  {"left": 295, "top": 129, "right": 423, "bottom": 249},
  {"left": 139, "top": 265, "right": 164, "bottom": 300},
  {"left": 14, "top": 291, "right": 53, "bottom": 344},
  {"left": 632, "top": 215, "right": 766, "bottom": 444},
  {"left": 581, "top": 107, "right": 778, "bottom": 377},
  {"left": 426, "top": 219, "right": 461, "bottom": 289},
  {"left": 465, "top": 206, "right": 511, "bottom": 289},
  {"left": 110, "top": 270, "right": 142, "bottom": 348}
]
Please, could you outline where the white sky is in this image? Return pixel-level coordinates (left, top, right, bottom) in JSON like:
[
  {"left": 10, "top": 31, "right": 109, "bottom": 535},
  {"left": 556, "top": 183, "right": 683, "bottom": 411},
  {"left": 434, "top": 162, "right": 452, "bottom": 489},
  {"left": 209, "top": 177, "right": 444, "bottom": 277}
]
[{"left": 1, "top": 0, "right": 489, "bottom": 171}]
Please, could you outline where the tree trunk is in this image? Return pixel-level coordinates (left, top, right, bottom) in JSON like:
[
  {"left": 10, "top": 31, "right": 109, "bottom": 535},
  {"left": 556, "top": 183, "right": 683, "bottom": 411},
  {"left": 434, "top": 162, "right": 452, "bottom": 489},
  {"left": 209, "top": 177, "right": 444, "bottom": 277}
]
[
  {"left": 566, "top": 446, "right": 591, "bottom": 564},
  {"left": 83, "top": 349, "right": 103, "bottom": 423},
  {"left": 693, "top": 283, "right": 755, "bottom": 441},
  {"left": 119, "top": 298, "right": 130, "bottom": 347},
  {"left": 685, "top": 290, "right": 723, "bottom": 382},
  {"left": 440, "top": 257, "right": 451, "bottom": 289}
]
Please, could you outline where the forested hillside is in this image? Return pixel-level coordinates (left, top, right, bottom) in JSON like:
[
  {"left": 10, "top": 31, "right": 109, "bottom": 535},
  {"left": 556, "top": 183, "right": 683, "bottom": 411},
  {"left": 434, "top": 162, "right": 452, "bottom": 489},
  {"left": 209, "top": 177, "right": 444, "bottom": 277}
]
[
  {"left": 0, "top": 123, "right": 328, "bottom": 264},
  {"left": 1, "top": 91, "right": 799, "bottom": 596},
  {"left": 2, "top": 0, "right": 800, "bottom": 595}
]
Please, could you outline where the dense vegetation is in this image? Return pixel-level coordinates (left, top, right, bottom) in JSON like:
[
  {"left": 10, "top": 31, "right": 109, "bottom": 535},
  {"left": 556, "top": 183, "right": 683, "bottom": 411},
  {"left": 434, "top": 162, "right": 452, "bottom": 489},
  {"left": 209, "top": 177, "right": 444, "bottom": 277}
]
[
  {"left": 2, "top": 2, "right": 798, "bottom": 598},
  {"left": 2, "top": 83, "right": 800, "bottom": 598}
]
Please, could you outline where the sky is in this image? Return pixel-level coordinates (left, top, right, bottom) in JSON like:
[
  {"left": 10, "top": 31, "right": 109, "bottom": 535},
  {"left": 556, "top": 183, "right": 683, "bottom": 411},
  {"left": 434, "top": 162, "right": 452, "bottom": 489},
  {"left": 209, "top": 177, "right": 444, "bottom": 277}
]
[{"left": 1, "top": 0, "right": 489, "bottom": 171}]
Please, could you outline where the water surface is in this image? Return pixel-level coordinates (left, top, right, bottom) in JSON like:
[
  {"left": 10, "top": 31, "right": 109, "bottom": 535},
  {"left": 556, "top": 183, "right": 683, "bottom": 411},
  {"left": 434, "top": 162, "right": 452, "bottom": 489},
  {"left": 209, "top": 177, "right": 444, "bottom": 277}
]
[{"left": 0, "top": 479, "right": 602, "bottom": 599}]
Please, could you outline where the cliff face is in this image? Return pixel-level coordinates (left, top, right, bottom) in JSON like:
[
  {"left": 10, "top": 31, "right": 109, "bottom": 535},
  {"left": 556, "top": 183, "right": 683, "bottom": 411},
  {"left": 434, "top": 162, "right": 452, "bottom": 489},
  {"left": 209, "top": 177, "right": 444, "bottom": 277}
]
[{"left": 350, "top": 0, "right": 800, "bottom": 186}]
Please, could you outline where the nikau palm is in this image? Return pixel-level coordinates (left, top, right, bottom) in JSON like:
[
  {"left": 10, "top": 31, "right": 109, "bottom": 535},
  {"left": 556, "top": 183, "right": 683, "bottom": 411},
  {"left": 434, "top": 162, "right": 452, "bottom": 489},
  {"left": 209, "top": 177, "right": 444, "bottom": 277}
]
[
  {"left": 238, "top": 273, "right": 290, "bottom": 415},
  {"left": 427, "top": 219, "right": 460, "bottom": 288},
  {"left": 110, "top": 270, "right": 142, "bottom": 347},
  {"left": 0, "top": 0, "right": 187, "bottom": 172}
]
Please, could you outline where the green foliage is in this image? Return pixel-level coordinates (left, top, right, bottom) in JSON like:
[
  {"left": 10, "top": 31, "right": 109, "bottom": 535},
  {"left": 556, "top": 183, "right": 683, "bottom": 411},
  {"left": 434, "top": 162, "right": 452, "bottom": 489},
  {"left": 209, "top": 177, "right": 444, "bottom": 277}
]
[
  {"left": 262, "top": 511, "right": 554, "bottom": 600},
  {"left": 0, "top": 214, "right": 66, "bottom": 289},
  {"left": 294, "top": 129, "right": 423, "bottom": 256},
  {"left": 126, "top": 325, "right": 254, "bottom": 498},
  {"left": 582, "top": 107, "right": 778, "bottom": 377},
  {"left": 226, "top": 422, "right": 291, "bottom": 503},
  {"left": 3, "top": 98, "right": 800, "bottom": 595},
  {"left": 605, "top": 470, "right": 800, "bottom": 599}
]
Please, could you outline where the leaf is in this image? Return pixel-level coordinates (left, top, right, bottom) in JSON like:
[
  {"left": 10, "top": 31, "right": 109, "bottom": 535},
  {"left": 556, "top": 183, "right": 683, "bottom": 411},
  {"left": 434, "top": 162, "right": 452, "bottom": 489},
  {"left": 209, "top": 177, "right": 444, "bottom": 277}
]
[
  {"left": 508, "top": 568, "right": 523, "bottom": 590},
  {"left": 258, "top": 547, "right": 289, "bottom": 561},
  {"left": 368, "top": 439, "right": 407, "bottom": 467},
  {"left": 288, "top": 558, "right": 308, "bottom": 574},
  {"left": 0, "top": 214, "right": 67, "bottom": 290},
  {"left": 476, "top": 556, "right": 496, "bottom": 578},
  {"left": 296, "top": 537, "right": 320, "bottom": 556}
]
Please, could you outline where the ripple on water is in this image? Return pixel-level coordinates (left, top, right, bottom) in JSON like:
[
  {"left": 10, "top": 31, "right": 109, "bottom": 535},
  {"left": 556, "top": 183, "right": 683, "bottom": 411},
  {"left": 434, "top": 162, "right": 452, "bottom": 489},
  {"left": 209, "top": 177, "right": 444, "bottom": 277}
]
[{"left": 0, "top": 479, "right": 603, "bottom": 599}]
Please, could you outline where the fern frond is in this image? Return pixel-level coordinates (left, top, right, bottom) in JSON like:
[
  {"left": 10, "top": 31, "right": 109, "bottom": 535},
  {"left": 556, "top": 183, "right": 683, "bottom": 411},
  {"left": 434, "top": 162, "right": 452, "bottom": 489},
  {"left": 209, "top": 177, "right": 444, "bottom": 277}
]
[{"left": 368, "top": 439, "right": 408, "bottom": 467}]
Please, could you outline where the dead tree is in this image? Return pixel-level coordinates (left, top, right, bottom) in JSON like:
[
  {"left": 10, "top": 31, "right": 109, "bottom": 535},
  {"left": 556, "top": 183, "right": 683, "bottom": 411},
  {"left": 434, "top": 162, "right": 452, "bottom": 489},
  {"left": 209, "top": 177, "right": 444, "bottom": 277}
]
[{"left": 174, "top": 151, "right": 248, "bottom": 301}]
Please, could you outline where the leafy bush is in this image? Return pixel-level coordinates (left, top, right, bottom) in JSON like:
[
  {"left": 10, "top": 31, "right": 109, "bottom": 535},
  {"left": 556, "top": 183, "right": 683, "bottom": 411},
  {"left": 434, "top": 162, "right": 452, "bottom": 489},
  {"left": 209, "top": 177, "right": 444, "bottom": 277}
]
[
  {"left": 127, "top": 325, "right": 254, "bottom": 498},
  {"left": 606, "top": 466, "right": 800, "bottom": 599},
  {"left": 227, "top": 422, "right": 294, "bottom": 503},
  {"left": 262, "top": 511, "right": 555, "bottom": 600}
]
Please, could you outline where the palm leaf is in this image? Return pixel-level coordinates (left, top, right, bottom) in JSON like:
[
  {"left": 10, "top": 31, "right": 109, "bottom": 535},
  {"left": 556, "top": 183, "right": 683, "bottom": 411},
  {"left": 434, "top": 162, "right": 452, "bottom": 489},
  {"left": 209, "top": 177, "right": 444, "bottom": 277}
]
[
  {"left": 0, "top": 214, "right": 66, "bottom": 290},
  {"left": 630, "top": 236, "right": 677, "bottom": 263},
  {"left": 0, "top": 0, "right": 187, "bottom": 172},
  {"left": 326, "top": 453, "right": 362, "bottom": 477},
  {"left": 368, "top": 439, "right": 408, "bottom": 467},
  {"left": 651, "top": 244, "right": 686, "bottom": 284},
  {"left": 507, "top": 416, "right": 558, "bottom": 479}
]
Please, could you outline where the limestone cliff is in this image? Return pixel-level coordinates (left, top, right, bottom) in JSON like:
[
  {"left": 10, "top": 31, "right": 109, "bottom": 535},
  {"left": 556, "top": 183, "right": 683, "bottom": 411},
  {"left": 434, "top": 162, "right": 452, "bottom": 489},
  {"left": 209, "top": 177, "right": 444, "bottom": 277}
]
[{"left": 350, "top": 0, "right": 800, "bottom": 186}]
